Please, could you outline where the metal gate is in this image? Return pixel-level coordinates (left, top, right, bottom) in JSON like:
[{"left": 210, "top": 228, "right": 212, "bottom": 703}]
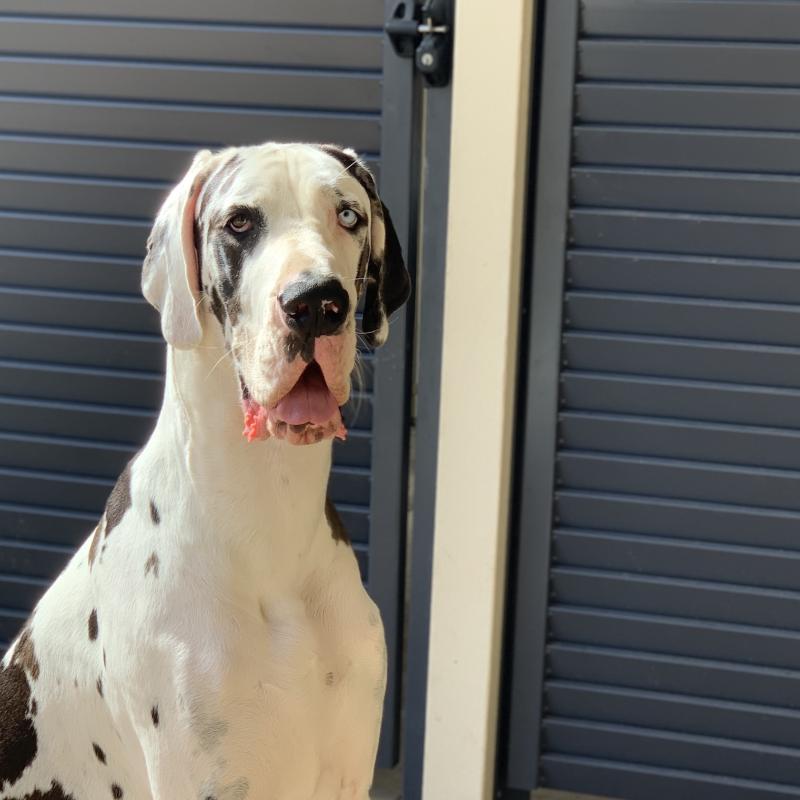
[
  {"left": 502, "top": 1, "right": 800, "bottom": 797},
  {"left": 0, "top": 0, "right": 415, "bottom": 764}
]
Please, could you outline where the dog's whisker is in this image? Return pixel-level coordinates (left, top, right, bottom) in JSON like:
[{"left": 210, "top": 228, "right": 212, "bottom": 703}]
[
  {"left": 333, "top": 158, "right": 360, "bottom": 180},
  {"left": 205, "top": 346, "right": 236, "bottom": 380}
]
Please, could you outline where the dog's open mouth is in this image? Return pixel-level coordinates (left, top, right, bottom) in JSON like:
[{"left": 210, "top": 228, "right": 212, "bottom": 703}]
[{"left": 241, "top": 361, "right": 347, "bottom": 445}]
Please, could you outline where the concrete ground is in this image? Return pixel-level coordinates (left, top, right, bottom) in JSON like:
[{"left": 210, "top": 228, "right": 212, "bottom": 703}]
[
  {"left": 534, "top": 792, "right": 607, "bottom": 800},
  {"left": 370, "top": 771, "right": 604, "bottom": 800},
  {"left": 370, "top": 768, "right": 402, "bottom": 800}
]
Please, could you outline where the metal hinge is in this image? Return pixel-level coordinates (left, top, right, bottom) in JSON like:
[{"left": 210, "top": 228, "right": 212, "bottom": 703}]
[{"left": 385, "top": 0, "right": 453, "bottom": 87}]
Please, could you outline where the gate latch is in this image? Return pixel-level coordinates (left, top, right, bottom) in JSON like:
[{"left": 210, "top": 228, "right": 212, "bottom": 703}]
[{"left": 385, "top": 0, "right": 452, "bottom": 88}]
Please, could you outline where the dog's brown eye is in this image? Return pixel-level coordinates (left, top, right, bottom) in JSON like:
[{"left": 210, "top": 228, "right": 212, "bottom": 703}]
[{"left": 226, "top": 213, "right": 253, "bottom": 234}]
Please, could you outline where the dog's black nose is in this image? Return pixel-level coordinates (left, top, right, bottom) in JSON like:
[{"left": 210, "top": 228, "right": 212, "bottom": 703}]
[{"left": 279, "top": 276, "right": 349, "bottom": 339}]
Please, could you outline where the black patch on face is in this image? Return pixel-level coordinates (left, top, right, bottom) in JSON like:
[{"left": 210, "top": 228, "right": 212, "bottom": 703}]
[
  {"left": 361, "top": 269, "right": 383, "bottom": 342},
  {"left": 196, "top": 154, "right": 243, "bottom": 221},
  {"left": 356, "top": 233, "right": 370, "bottom": 286},
  {"left": 197, "top": 192, "right": 264, "bottom": 333},
  {"left": 318, "top": 145, "right": 378, "bottom": 198},
  {"left": 317, "top": 146, "right": 411, "bottom": 346},
  {"left": 149, "top": 500, "right": 160, "bottom": 525},
  {"left": 0, "top": 629, "right": 40, "bottom": 792},
  {"left": 283, "top": 332, "right": 315, "bottom": 364},
  {"left": 88, "top": 610, "right": 98, "bottom": 641},
  {"left": 204, "top": 220, "right": 262, "bottom": 329},
  {"left": 151, "top": 705, "right": 159, "bottom": 727},
  {"left": 375, "top": 200, "right": 411, "bottom": 319},
  {"left": 105, "top": 457, "right": 136, "bottom": 538},
  {"left": 93, "top": 743, "right": 106, "bottom": 764},
  {"left": 362, "top": 202, "right": 411, "bottom": 347},
  {"left": 111, "top": 784, "right": 123, "bottom": 799},
  {"left": 325, "top": 498, "right": 350, "bottom": 546},
  {"left": 208, "top": 285, "right": 225, "bottom": 326}
]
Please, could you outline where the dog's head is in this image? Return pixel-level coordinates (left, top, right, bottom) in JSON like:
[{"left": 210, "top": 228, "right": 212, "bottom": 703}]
[{"left": 142, "top": 143, "right": 410, "bottom": 445}]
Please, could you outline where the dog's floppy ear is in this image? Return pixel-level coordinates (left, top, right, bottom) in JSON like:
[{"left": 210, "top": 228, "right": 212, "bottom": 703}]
[
  {"left": 142, "top": 149, "right": 216, "bottom": 349},
  {"left": 319, "top": 144, "right": 411, "bottom": 348}
]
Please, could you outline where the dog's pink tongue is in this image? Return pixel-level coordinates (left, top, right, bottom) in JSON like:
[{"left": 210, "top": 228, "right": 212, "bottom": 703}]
[{"left": 274, "top": 364, "right": 339, "bottom": 426}]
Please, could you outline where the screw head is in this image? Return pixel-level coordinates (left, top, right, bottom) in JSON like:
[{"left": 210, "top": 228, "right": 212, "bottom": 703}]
[{"left": 420, "top": 52, "right": 435, "bottom": 67}]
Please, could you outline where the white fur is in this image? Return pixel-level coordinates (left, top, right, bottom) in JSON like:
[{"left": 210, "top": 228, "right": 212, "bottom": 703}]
[{"left": 1, "top": 144, "right": 389, "bottom": 800}]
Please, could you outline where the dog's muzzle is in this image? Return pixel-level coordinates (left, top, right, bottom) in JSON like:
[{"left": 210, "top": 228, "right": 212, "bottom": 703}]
[{"left": 241, "top": 276, "right": 351, "bottom": 446}]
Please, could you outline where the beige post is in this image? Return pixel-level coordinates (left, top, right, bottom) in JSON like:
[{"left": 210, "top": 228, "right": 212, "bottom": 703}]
[{"left": 422, "top": 1, "right": 536, "bottom": 798}]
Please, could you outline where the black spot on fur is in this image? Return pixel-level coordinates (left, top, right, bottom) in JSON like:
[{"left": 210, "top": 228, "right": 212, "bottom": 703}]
[
  {"left": 325, "top": 671, "right": 335, "bottom": 686},
  {"left": 149, "top": 500, "right": 160, "bottom": 525},
  {"left": 30, "top": 698, "right": 37, "bottom": 716},
  {"left": 88, "top": 610, "right": 98, "bottom": 641},
  {"left": 13, "top": 629, "right": 39, "bottom": 681},
  {"left": 103, "top": 649, "right": 107, "bottom": 667},
  {"left": 96, "top": 677, "right": 103, "bottom": 698},
  {"left": 111, "top": 784, "right": 123, "bottom": 799},
  {"left": 105, "top": 459, "right": 135, "bottom": 538},
  {"left": 325, "top": 498, "right": 350, "bottom": 546},
  {"left": 144, "top": 553, "right": 159, "bottom": 578},
  {"left": 93, "top": 743, "right": 106, "bottom": 764},
  {"left": 151, "top": 705, "right": 159, "bottom": 727},
  {"left": 0, "top": 631, "right": 39, "bottom": 791},
  {"left": 7, "top": 780, "right": 76, "bottom": 799}
]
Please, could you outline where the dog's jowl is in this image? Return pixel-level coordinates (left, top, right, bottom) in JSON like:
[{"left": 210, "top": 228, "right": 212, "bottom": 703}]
[{"left": 0, "top": 143, "right": 410, "bottom": 800}]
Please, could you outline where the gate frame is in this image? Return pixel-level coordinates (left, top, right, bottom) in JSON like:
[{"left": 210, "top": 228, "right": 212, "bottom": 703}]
[
  {"left": 401, "top": 50, "right": 454, "bottom": 800},
  {"left": 416, "top": 0, "right": 536, "bottom": 797},
  {"left": 368, "top": 0, "right": 423, "bottom": 767},
  {"left": 500, "top": 0, "right": 580, "bottom": 792}
]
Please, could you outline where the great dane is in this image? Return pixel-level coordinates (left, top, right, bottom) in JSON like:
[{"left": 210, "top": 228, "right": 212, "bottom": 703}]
[{"left": 0, "top": 142, "right": 410, "bottom": 800}]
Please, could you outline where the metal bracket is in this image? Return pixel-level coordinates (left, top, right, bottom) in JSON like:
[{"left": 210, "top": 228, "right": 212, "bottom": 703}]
[{"left": 385, "top": 0, "right": 453, "bottom": 88}]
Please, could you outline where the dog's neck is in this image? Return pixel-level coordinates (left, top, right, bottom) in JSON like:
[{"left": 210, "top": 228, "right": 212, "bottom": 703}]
[{"left": 149, "top": 322, "right": 333, "bottom": 589}]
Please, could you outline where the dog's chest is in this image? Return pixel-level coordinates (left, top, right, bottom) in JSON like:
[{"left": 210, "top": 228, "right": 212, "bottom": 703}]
[{"left": 179, "top": 564, "right": 387, "bottom": 798}]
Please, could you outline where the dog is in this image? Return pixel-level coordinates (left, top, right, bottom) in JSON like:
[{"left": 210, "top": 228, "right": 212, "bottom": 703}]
[{"left": 0, "top": 142, "right": 410, "bottom": 800}]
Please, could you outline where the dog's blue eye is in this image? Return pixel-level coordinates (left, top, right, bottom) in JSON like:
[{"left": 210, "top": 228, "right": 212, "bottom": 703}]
[
  {"left": 226, "top": 213, "right": 253, "bottom": 234},
  {"left": 337, "top": 208, "right": 359, "bottom": 229}
]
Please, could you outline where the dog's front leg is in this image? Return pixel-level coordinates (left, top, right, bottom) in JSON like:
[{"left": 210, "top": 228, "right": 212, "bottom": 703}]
[{"left": 138, "top": 723, "right": 218, "bottom": 800}]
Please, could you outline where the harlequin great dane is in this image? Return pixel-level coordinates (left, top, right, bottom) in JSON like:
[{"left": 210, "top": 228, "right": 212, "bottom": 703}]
[{"left": 0, "top": 142, "right": 410, "bottom": 800}]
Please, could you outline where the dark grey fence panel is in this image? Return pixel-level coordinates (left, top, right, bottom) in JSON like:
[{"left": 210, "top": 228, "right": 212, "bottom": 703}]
[
  {"left": 582, "top": 0, "right": 800, "bottom": 41},
  {"left": 0, "top": 17, "right": 382, "bottom": 68},
  {"left": 0, "top": 0, "right": 391, "bottom": 677},
  {"left": 0, "top": 2, "right": 383, "bottom": 27},
  {"left": 502, "top": 0, "right": 800, "bottom": 797}
]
